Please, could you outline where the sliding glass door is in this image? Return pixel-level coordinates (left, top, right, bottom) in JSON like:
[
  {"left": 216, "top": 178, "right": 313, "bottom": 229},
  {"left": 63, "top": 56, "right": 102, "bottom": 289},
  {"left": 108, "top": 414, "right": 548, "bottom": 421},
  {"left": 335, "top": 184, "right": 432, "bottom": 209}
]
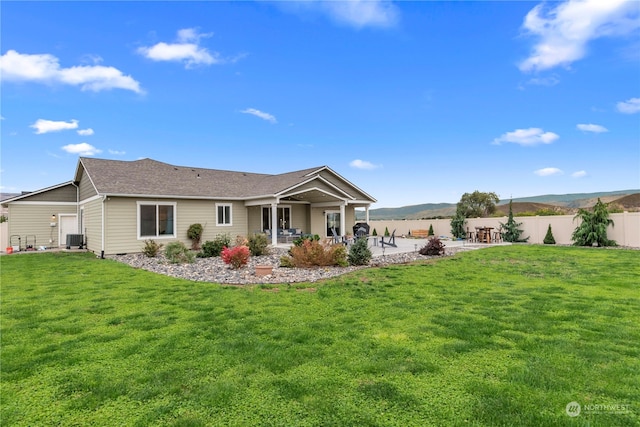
[
  {"left": 262, "top": 206, "right": 291, "bottom": 230},
  {"left": 326, "top": 211, "right": 340, "bottom": 237}
]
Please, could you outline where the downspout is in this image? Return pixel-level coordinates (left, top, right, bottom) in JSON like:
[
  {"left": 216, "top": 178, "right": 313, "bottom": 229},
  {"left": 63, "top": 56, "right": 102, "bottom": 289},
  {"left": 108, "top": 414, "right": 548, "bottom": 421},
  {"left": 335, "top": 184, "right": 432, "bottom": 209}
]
[{"left": 101, "top": 195, "right": 106, "bottom": 259}]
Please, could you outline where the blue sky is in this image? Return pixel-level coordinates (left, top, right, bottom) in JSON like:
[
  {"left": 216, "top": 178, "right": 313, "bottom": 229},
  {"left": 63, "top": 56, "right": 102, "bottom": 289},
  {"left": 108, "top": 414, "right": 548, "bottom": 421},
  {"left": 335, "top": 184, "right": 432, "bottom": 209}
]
[{"left": 1, "top": 0, "right": 638, "bottom": 207}]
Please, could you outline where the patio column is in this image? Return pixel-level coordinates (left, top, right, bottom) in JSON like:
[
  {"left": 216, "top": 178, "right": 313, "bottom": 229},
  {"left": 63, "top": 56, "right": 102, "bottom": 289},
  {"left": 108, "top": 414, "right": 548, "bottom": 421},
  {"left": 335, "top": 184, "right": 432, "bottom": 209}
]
[
  {"left": 271, "top": 202, "right": 278, "bottom": 246},
  {"left": 340, "top": 203, "right": 346, "bottom": 237},
  {"left": 365, "top": 206, "right": 370, "bottom": 224}
]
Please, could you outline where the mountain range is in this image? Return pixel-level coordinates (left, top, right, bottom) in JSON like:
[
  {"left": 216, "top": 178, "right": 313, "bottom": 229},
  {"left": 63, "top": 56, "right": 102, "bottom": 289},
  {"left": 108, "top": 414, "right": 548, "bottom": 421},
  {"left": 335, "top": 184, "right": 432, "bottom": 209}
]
[{"left": 358, "top": 190, "right": 640, "bottom": 220}]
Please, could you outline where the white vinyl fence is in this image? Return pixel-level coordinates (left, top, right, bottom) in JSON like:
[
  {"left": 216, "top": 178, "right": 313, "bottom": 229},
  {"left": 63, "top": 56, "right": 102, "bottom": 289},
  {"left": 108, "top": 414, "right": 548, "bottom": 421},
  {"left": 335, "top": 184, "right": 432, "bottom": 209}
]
[{"left": 368, "top": 212, "right": 640, "bottom": 248}]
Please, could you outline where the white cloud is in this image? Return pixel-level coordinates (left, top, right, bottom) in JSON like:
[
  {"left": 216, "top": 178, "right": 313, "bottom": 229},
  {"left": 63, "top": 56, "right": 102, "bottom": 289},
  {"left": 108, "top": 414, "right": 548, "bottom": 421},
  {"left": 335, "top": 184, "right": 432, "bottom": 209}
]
[
  {"left": 108, "top": 149, "right": 126, "bottom": 155},
  {"left": 519, "top": 0, "right": 640, "bottom": 72},
  {"left": 77, "top": 128, "right": 94, "bottom": 136},
  {"left": 535, "top": 167, "right": 563, "bottom": 176},
  {"left": 62, "top": 143, "right": 102, "bottom": 156},
  {"left": 616, "top": 97, "right": 640, "bottom": 114},
  {"left": 240, "top": 108, "right": 277, "bottom": 123},
  {"left": 577, "top": 123, "right": 608, "bottom": 133},
  {"left": 572, "top": 170, "right": 588, "bottom": 178},
  {"left": 278, "top": 0, "right": 399, "bottom": 29},
  {"left": 526, "top": 75, "right": 560, "bottom": 86},
  {"left": 322, "top": 0, "right": 399, "bottom": 29},
  {"left": 492, "top": 128, "right": 559, "bottom": 146},
  {"left": 31, "top": 119, "right": 78, "bottom": 134},
  {"left": 0, "top": 50, "right": 143, "bottom": 93},
  {"left": 138, "top": 28, "right": 219, "bottom": 68},
  {"left": 349, "top": 159, "right": 380, "bottom": 170}
]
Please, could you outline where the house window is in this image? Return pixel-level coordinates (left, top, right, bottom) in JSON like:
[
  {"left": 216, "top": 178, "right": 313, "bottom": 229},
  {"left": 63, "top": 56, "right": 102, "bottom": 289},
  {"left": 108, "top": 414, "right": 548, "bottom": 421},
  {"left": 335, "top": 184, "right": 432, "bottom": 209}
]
[
  {"left": 138, "top": 202, "right": 176, "bottom": 238},
  {"left": 216, "top": 203, "right": 232, "bottom": 226}
]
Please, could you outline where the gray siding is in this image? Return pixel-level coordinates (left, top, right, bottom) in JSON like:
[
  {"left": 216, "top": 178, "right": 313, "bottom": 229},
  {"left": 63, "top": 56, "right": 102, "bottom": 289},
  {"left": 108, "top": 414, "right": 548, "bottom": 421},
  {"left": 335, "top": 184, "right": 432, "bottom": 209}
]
[
  {"left": 82, "top": 198, "right": 103, "bottom": 254},
  {"left": 18, "top": 184, "right": 77, "bottom": 203},
  {"left": 7, "top": 203, "right": 77, "bottom": 248},
  {"left": 101, "top": 198, "right": 250, "bottom": 255},
  {"left": 318, "top": 170, "right": 371, "bottom": 201},
  {"left": 79, "top": 169, "right": 98, "bottom": 201}
]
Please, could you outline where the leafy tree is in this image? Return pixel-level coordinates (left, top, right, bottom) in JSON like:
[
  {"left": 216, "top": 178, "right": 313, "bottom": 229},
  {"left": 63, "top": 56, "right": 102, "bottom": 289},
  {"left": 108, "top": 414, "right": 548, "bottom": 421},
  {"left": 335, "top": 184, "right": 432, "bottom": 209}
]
[
  {"left": 500, "top": 199, "right": 529, "bottom": 242},
  {"left": 450, "top": 210, "right": 466, "bottom": 239},
  {"left": 571, "top": 198, "right": 616, "bottom": 247},
  {"left": 543, "top": 224, "right": 556, "bottom": 245},
  {"left": 457, "top": 191, "right": 500, "bottom": 218}
]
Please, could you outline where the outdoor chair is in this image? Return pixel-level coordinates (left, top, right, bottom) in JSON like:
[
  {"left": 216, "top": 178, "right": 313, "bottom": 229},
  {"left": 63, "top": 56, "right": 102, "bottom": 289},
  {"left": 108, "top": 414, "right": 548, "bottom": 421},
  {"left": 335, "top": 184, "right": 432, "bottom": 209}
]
[
  {"left": 380, "top": 229, "right": 397, "bottom": 248},
  {"left": 331, "top": 228, "right": 347, "bottom": 246},
  {"left": 466, "top": 228, "right": 476, "bottom": 243}
]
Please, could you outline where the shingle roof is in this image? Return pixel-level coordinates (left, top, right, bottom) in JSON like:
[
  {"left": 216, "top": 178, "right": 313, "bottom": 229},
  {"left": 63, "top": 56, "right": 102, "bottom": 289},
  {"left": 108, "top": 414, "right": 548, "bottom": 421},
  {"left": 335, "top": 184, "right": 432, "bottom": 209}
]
[{"left": 78, "top": 157, "right": 327, "bottom": 199}]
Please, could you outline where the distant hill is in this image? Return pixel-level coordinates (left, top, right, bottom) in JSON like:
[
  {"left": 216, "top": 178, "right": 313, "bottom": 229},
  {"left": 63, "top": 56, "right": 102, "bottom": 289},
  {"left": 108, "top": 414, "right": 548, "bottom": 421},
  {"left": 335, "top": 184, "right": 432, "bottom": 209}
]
[{"left": 357, "top": 190, "right": 640, "bottom": 220}]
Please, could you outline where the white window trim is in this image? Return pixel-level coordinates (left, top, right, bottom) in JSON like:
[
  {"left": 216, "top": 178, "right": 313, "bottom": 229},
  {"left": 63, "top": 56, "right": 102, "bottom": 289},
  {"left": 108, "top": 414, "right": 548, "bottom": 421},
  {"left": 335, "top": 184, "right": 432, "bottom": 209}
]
[
  {"left": 137, "top": 201, "right": 177, "bottom": 240},
  {"left": 216, "top": 203, "right": 233, "bottom": 226}
]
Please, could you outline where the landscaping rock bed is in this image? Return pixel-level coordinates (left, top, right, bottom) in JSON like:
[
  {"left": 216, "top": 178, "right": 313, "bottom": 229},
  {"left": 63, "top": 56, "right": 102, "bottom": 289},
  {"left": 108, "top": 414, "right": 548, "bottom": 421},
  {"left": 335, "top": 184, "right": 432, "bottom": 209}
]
[{"left": 109, "top": 246, "right": 471, "bottom": 285}]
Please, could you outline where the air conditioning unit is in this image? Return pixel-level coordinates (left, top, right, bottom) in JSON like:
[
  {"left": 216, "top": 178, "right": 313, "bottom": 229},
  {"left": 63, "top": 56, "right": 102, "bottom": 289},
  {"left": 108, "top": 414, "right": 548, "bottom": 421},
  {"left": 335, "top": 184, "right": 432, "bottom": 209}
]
[{"left": 66, "top": 234, "right": 84, "bottom": 249}]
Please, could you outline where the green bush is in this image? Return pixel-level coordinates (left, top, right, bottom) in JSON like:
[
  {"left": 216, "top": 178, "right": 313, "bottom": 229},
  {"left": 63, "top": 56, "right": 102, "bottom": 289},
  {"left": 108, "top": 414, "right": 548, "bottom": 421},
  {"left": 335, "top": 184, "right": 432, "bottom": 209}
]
[
  {"left": 142, "top": 239, "right": 163, "bottom": 257},
  {"left": 187, "top": 223, "right": 203, "bottom": 250},
  {"left": 198, "top": 234, "right": 231, "bottom": 258},
  {"left": 572, "top": 198, "right": 616, "bottom": 247},
  {"left": 292, "top": 234, "right": 320, "bottom": 247},
  {"left": 165, "top": 241, "right": 195, "bottom": 264},
  {"left": 384, "top": 227, "right": 390, "bottom": 237},
  {"left": 281, "top": 240, "right": 347, "bottom": 268},
  {"left": 372, "top": 228, "right": 378, "bottom": 236},
  {"left": 428, "top": 224, "right": 434, "bottom": 236},
  {"left": 248, "top": 233, "right": 269, "bottom": 256},
  {"left": 348, "top": 237, "right": 372, "bottom": 266},
  {"left": 543, "top": 224, "right": 556, "bottom": 245}
]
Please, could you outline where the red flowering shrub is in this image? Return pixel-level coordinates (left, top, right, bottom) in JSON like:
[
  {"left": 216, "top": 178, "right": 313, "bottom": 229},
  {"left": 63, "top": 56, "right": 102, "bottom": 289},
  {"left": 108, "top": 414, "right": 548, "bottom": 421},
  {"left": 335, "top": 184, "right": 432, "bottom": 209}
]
[{"left": 221, "top": 245, "right": 250, "bottom": 269}]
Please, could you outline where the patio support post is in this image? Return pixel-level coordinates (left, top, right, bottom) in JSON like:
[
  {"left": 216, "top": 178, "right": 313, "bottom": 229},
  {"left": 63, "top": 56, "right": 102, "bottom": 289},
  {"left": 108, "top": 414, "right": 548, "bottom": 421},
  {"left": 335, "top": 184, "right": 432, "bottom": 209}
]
[
  {"left": 340, "top": 203, "right": 346, "bottom": 238},
  {"left": 271, "top": 202, "right": 278, "bottom": 246},
  {"left": 365, "top": 206, "right": 370, "bottom": 224}
]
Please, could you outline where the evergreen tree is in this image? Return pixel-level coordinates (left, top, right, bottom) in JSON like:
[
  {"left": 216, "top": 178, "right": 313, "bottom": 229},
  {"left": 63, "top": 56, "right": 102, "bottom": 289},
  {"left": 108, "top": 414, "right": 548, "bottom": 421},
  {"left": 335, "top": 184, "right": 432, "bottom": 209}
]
[
  {"left": 428, "top": 224, "right": 434, "bottom": 236},
  {"left": 543, "top": 224, "right": 556, "bottom": 244},
  {"left": 500, "top": 199, "right": 529, "bottom": 242},
  {"left": 571, "top": 198, "right": 616, "bottom": 246},
  {"left": 450, "top": 210, "right": 466, "bottom": 239}
]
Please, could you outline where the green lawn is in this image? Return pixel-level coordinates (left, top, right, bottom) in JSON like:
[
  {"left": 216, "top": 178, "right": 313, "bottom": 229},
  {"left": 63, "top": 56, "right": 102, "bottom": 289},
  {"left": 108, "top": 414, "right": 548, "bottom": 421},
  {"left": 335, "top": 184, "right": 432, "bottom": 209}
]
[{"left": 1, "top": 246, "right": 639, "bottom": 426}]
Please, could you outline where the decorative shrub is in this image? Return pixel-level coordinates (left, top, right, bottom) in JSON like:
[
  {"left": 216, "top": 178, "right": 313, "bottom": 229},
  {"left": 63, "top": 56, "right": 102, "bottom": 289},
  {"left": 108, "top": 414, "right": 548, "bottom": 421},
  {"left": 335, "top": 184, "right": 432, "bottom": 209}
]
[
  {"left": 384, "top": 227, "right": 390, "bottom": 237},
  {"left": 372, "top": 228, "right": 378, "bottom": 236},
  {"left": 198, "top": 234, "right": 231, "bottom": 258},
  {"left": 292, "top": 234, "right": 320, "bottom": 247},
  {"left": 165, "top": 241, "right": 195, "bottom": 264},
  {"left": 428, "top": 224, "right": 434, "bottom": 236},
  {"left": 543, "top": 224, "right": 556, "bottom": 245},
  {"left": 187, "top": 223, "right": 204, "bottom": 250},
  {"left": 221, "top": 245, "right": 250, "bottom": 269},
  {"left": 142, "top": 239, "right": 163, "bottom": 257},
  {"left": 348, "top": 237, "right": 372, "bottom": 266},
  {"left": 281, "top": 240, "right": 347, "bottom": 268},
  {"left": 419, "top": 236, "right": 446, "bottom": 256},
  {"left": 572, "top": 198, "right": 616, "bottom": 247},
  {"left": 248, "top": 233, "right": 269, "bottom": 256}
]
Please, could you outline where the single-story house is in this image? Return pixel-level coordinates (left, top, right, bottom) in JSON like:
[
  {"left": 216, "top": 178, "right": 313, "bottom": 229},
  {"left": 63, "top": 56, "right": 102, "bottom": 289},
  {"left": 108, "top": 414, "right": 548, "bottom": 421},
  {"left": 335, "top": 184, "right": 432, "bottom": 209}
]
[{"left": 2, "top": 157, "right": 376, "bottom": 256}]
